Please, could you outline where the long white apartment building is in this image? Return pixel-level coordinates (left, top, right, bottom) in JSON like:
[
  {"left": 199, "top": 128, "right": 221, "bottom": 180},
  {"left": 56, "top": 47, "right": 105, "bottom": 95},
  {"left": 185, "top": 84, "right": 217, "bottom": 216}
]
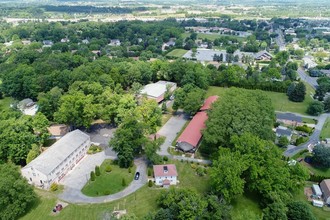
[{"left": 21, "top": 129, "right": 90, "bottom": 189}]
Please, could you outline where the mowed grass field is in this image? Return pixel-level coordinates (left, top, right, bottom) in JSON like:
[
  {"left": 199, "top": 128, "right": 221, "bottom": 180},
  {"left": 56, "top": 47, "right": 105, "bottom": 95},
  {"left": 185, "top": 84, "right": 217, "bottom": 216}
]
[
  {"left": 206, "top": 85, "right": 315, "bottom": 115},
  {"left": 20, "top": 160, "right": 210, "bottom": 220},
  {"left": 166, "top": 49, "right": 188, "bottom": 57},
  {"left": 182, "top": 32, "right": 246, "bottom": 42},
  {"left": 320, "top": 117, "right": 330, "bottom": 139},
  {"left": 81, "top": 160, "right": 136, "bottom": 197}
]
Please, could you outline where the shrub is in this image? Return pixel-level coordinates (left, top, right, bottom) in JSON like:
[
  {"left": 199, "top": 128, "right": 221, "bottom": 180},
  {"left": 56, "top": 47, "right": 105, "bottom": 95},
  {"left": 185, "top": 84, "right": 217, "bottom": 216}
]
[
  {"left": 295, "top": 137, "right": 308, "bottom": 146},
  {"left": 295, "top": 125, "right": 313, "bottom": 134},
  {"left": 105, "top": 165, "right": 112, "bottom": 172},
  {"left": 50, "top": 182, "right": 58, "bottom": 192},
  {"left": 90, "top": 171, "right": 96, "bottom": 181},
  {"left": 147, "top": 169, "right": 152, "bottom": 176},
  {"left": 196, "top": 166, "right": 205, "bottom": 176},
  {"left": 148, "top": 180, "right": 153, "bottom": 187},
  {"left": 95, "top": 166, "right": 101, "bottom": 176},
  {"left": 128, "top": 167, "right": 132, "bottom": 173},
  {"left": 163, "top": 156, "right": 168, "bottom": 162},
  {"left": 104, "top": 190, "right": 111, "bottom": 195},
  {"left": 122, "top": 178, "right": 127, "bottom": 186},
  {"left": 191, "top": 163, "right": 197, "bottom": 169}
]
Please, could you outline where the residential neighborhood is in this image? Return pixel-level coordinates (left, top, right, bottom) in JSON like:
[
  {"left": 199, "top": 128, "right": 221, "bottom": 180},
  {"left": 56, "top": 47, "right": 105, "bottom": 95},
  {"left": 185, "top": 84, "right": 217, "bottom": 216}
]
[{"left": 1, "top": 1, "right": 330, "bottom": 220}]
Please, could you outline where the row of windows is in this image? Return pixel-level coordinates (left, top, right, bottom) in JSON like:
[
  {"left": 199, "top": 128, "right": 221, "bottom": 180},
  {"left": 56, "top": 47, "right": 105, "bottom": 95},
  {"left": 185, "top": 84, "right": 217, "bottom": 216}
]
[{"left": 50, "top": 142, "right": 89, "bottom": 175}]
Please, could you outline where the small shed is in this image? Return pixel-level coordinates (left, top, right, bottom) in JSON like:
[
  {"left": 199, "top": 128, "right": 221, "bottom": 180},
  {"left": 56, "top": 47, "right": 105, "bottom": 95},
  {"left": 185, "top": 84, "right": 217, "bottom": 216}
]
[
  {"left": 312, "top": 184, "right": 323, "bottom": 197},
  {"left": 312, "top": 200, "right": 324, "bottom": 207}
]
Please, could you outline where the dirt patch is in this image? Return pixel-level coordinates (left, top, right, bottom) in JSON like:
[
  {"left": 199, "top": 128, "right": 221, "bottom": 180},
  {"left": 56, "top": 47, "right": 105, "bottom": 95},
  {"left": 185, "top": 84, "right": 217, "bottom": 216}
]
[{"left": 304, "top": 187, "right": 313, "bottom": 201}]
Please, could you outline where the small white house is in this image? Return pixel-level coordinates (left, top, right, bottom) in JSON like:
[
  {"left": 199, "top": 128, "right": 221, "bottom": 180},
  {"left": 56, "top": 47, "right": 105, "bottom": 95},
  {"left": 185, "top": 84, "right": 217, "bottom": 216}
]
[
  {"left": 21, "top": 130, "right": 90, "bottom": 189},
  {"left": 312, "top": 200, "right": 324, "bottom": 208},
  {"left": 153, "top": 164, "right": 178, "bottom": 187}
]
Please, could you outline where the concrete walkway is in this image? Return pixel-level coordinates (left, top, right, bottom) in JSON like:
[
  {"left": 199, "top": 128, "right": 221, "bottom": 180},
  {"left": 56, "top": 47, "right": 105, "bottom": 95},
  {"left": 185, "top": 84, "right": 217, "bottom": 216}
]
[
  {"left": 58, "top": 155, "right": 147, "bottom": 204},
  {"left": 157, "top": 111, "right": 188, "bottom": 156}
]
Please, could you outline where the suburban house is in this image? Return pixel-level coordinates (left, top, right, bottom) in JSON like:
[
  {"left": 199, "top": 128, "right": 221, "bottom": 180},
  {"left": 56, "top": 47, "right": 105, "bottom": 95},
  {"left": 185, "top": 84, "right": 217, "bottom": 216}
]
[
  {"left": 109, "top": 39, "right": 121, "bottom": 46},
  {"left": 17, "top": 98, "right": 38, "bottom": 116},
  {"left": 254, "top": 50, "right": 273, "bottom": 61},
  {"left": 276, "top": 113, "right": 303, "bottom": 126},
  {"left": 42, "top": 40, "right": 53, "bottom": 47},
  {"left": 21, "top": 130, "right": 91, "bottom": 189},
  {"left": 153, "top": 164, "right": 178, "bottom": 187},
  {"left": 47, "top": 124, "right": 70, "bottom": 140},
  {"left": 276, "top": 127, "right": 293, "bottom": 141},
  {"left": 320, "top": 179, "right": 330, "bottom": 205},
  {"left": 176, "top": 96, "right": 218, "bottom": 152},
  {"left": 140, "top": 81, "right": 177, "bottom": 103},
  {"left": 303, "top": 56, "right": 318, "bottom": 69}
]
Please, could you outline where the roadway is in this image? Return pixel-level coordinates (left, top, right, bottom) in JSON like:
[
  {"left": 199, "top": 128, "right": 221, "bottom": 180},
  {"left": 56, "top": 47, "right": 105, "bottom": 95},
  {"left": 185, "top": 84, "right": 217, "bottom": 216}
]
[
  {"left": 297, "top": 67, "right": 318, "bottom": 89},
  {"left": 284, "top": 113, "right": 329, "bottom": 157}
]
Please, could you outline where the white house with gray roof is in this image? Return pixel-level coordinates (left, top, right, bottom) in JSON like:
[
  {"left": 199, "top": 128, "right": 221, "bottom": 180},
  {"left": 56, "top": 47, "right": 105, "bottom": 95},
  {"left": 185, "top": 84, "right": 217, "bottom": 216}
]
[{"left": 21, "top": 130, "right": 90, "bottom": 189}]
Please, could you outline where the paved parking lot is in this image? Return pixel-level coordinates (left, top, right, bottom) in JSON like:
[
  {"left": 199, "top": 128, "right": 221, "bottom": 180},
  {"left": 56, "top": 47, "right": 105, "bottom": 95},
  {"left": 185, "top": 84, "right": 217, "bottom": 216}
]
[{"left": 86, "top": 124, "right": 116, "bottom": 147}]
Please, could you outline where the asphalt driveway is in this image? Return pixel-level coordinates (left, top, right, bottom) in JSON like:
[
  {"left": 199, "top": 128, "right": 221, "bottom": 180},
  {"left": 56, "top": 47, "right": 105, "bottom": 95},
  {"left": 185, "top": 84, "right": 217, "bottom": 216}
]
[{"left": 157, "top": 111, "right": 188, "bottom": 156}]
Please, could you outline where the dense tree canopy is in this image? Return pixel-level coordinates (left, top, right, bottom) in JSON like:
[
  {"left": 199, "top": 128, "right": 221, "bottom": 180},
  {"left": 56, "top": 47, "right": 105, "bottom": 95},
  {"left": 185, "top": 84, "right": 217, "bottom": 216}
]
[
  {"left": 204, "top": 88, "right": 275, "bottom": 150},
  {"left": 0, "top": 163, "right": 36, "bottom": 220}
]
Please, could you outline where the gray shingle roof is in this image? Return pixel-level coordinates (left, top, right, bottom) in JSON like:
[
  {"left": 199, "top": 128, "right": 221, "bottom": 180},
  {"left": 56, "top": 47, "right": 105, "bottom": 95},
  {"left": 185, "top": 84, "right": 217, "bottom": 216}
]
[
  {"left": 276, "top": 128, "right": 292, "bottom": 137},
  {"left": 22, "top": 130, "right": 90, "bottom": 175},
  {"left": 276, "top": 113, "right": 302, "bottom": 123}
]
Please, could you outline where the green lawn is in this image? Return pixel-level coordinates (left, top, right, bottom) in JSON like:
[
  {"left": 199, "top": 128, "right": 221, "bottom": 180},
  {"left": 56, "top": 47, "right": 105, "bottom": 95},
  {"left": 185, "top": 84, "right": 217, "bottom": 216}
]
[
  {"left": 81, "top": 160, "right": 136, "bottom": 197},
  {"left": 166, "top": 49, "right": 188, "bottom": 57},
  {"left": 21, "top": 160, "right": 210, "bottom": 220},
  {"left": 0, "top": 97, "right": 14, "bottom": 111},
  {"left": 231, "top": 193, "right": 262, "bottom": 220},
  {"left": 206, "top": 86, "right": 314, "bottom": 115},
  {"left": 320, "top": 117, "right": 330, "bottom": 140},
  {"left": 293, "top": 185, "right": 330, "bottom": 220},
  {"left": 182, "top": 33, "right": 246, "bottom": 42},
  {"left": 302, "top": 117, "right": 317, "bottom": 124}
]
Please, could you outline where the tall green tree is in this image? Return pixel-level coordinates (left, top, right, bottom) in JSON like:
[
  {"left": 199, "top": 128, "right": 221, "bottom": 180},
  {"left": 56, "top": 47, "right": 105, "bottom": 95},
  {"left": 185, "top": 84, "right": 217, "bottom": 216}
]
[
  {"left": 312, "top": 145, "right": 330, "bottom": 168},
  {"left": 210, "top": 148, "right": 246, "bottom": 202},
  {"left": 37, "top": 87, "right": 63, "bottom": 120},
  {"left": 0, "top": 163, "right": 37, "bottom": 220},
  {"left": 204, "top": 88, "right": 275, "bottom": 150},
  {"left": 54, "top": 90, "right": 96, "bottom": 128},
  {"left": 286, "top": 201, "right": 316, "bottom": 220},
  {"left": 287, "top": 82, "right": 306, "bottom": 102},
  {"left": 109, "top": 119, "right": 146, "bottom": 167},
  {"left": 156, "top": 188, "right": 207, "bottom": 220}
]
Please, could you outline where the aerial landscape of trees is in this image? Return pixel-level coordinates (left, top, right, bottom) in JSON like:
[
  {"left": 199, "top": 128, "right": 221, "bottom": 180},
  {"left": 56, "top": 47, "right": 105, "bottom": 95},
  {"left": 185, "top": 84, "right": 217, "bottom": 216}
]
[{"left": 0, "top": 10, "right": 328, "bottom": 219}]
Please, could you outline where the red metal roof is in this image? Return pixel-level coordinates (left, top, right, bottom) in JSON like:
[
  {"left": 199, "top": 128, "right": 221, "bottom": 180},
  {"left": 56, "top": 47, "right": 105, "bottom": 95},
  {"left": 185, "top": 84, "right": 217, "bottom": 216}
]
[
  {"left": 177, "top": 111, "right": 208, "bottom": 148},
  {"left": 200, "top": 96, "right": 219, "bottom": 111},
  {"left": 153, "top": 164, "right": 178, "bottom": 177}
]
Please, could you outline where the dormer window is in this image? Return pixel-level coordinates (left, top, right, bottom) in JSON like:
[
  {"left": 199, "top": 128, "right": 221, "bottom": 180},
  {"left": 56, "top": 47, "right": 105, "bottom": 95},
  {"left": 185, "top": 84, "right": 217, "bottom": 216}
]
[{"left": 163, "top": 166, "right": 168, "bottom": 173}]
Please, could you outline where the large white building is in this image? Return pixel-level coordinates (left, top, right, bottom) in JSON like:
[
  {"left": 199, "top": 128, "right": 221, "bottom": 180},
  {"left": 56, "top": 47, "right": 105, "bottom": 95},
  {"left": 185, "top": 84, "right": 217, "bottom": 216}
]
[
  {"left": 21, "top": 130, "right": 90, "bottom": 189},
  {"left": 153, "top": 164, "right": 178, "bottom": 187},
  {"left": 140, "top": 81, "right": 177, "bottom": 103}
]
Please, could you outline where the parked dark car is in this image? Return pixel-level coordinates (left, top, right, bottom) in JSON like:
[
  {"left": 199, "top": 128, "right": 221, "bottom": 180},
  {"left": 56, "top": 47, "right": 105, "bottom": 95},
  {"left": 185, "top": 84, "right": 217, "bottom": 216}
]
[{"left": 134, "top": 172, "right": 140, "bottom": 180}]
